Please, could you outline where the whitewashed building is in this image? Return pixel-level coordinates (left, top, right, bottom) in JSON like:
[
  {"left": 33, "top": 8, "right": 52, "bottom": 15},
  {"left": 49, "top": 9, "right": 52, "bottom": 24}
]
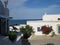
[{"left": 27, "top": 13, "right": 60, "bottom": 35}]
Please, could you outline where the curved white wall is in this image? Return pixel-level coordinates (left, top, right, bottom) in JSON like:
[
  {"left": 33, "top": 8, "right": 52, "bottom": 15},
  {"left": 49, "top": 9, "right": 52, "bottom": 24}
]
[
  {"left": 43, "top": 14, "right": 60, "bottom": 21},
  {"left": 27, "top": 21, "right": 60, "bottom": 35}
]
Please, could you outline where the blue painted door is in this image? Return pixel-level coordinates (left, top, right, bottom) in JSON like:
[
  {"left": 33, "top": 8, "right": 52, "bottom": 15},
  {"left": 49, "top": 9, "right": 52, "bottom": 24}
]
[{"left": 58, "top": 26, "right": 60, "bottom": 33}]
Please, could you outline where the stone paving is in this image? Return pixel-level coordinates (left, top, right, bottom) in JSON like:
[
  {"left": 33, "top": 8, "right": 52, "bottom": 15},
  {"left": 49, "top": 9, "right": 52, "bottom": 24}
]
[
  {"left": 0, "top": 36, "right": 22, "bottom": 45},
  {"left": 0, "top": 35, "right": 60, "bottom": 45},
  {"left": 0, "top": 32, "right": 22, "bottom": 45},
  {"left": 29, "top": 35, "right": 60, "bottom": 45}
]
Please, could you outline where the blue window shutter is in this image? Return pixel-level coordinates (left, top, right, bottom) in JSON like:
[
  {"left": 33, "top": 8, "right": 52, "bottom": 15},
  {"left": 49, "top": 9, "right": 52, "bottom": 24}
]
[
  {"left": 37, "top": 27, "right": 40, "bottom": 32},
  {"left": 58, "top": 26, "right": 60, "bottom": 33}
]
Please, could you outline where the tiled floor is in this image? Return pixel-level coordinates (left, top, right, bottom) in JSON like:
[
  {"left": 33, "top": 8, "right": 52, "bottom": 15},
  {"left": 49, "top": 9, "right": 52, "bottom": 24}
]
[
  {"left": 0, "top": 35, "right": 22, "bottom": 45},
  {"left": 0, "top": 35, "right": 60, "bottom": 45},
  {"left": 29, "top": 35, "right": 60, "bottom": 45}
]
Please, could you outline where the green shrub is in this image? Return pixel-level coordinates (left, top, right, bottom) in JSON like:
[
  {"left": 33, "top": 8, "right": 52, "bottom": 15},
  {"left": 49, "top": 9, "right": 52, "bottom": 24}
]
[
  {"left": 20, "top": 25, "right": 34, "bottom": 39},
  {"left": 8, "top": 31, "right": 17, "bottom": 42}
]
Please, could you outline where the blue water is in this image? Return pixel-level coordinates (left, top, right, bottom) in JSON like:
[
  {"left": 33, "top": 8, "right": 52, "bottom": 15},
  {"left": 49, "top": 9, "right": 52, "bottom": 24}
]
[
  {"left": 9, "top": 19, "right": 27, "bottom": 25},
  {"left": 9, "top": 19, "right": 42, "bottom": 25},
  {"left": 58, "top": 26, "right": 60, "bottom": 33}
]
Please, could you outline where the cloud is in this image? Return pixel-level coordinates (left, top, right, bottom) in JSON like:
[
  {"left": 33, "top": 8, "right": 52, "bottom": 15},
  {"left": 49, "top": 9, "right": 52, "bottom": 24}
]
[
  {"left": 10, "top": 7, "right": 43, "bottom": 19},
  {"left": 42, "top": 5, "right": 60, "bottom": 14},
  {"left": 48, "top": 5, "right": 60, "bottom": 8},
  {"left": 7, "top": 0, "right": 60, "bottom": 19},
  {"left": 56, "top": 0, "right": 60, "bottom": 2},
  {"left": 8, "top": 0, "right": 28, "bottom": 9}
]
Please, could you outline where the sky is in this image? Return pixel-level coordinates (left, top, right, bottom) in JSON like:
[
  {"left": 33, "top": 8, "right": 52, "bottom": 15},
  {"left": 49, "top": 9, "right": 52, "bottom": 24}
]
[{"left": 2, "top": 0, "right": 60, "bottom": 19}]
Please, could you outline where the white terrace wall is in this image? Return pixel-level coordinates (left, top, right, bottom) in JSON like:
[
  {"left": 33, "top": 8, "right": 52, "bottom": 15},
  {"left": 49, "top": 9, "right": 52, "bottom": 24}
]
[
  {"left": 27, "top": 20, "right": 60, "bottom": 35},
  {"left": 43, "top": 14, "right": 60, "bottom": 21}
]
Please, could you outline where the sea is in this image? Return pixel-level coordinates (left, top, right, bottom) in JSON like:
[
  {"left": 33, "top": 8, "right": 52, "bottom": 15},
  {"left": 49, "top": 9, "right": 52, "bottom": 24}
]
[
  {"left": 9, "top": 19, "right": 27, "bottom": 25},
  {"left": 9, "top": 19, "right": 42, "bottom": 25}
]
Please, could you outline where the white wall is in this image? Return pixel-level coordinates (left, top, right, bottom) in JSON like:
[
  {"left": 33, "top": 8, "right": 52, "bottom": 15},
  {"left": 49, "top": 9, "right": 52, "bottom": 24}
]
[
  {"left": 19, "top": 24, "right": 26, "bottom": 28},
  {"left": 43, "top": 14, "right": 60, "bottom": 21},
  {"left": 27, "top": 21, "right": 60, "bottom": 35}
]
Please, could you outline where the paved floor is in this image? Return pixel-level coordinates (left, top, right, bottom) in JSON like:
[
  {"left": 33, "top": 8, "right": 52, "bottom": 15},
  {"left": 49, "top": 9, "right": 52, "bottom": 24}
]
[
  {"left": 29, "top": 35, "right": 60, "bottom": 45},
  {"left": 0, "top": 35, "right": 60, "bottom": 45},
  {"left": 0, "top": 32, "right": 22, "bottom": 45}
]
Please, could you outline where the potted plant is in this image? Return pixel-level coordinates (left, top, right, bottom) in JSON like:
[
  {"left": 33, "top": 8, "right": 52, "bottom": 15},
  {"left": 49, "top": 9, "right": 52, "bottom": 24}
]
[
  {"left": 8, "top": 31, "right": 17, "bottom": 42},
  {"left": 20, "top": 25, "right": 34, "bottom": 39}
]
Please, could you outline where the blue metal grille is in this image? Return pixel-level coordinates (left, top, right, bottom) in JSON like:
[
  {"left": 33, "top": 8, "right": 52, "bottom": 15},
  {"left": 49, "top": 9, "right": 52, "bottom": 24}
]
[
  {"left": 58, "top": 26, "right": 60, "bottom": 33},
  {"left": 37, "top": 27, "right": 40, "bottom": 32}
]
